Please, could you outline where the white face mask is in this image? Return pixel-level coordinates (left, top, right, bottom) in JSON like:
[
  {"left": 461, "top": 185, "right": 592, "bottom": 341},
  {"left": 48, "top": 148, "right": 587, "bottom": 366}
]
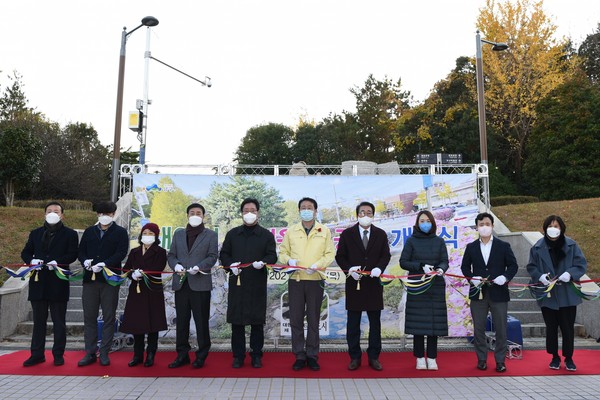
[
  {"left": 358, "top": 216, "right": 373, "bottom": 227},
  {"left": 98, "top": 215, "right": 113, "bottom": 226},
  {"left": 300, "top": 209, "right": 314, "bottom": 222},
  {"left": 546, "top": 227, "right": 561, "bottom": 239},
  {"left": 188, "top": 215, "right": 203, "bottom": 227},
  {"left": 45, "top": 212, "right": 61, "bottom": 225},
  {"left": 141, "top": 235, "right": 156, "bottom": 245},
  {"left": 478, "top": 226, "right": 493, "bottom": 238},
  {"left": 242, "top": 212, "right": 257, "bottom": 225}
]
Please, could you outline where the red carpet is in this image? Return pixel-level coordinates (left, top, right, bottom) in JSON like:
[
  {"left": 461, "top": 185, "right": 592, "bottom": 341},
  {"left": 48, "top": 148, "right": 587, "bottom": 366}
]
[{"left": 1, "top": 350, "right": 598, "bottom": 378}]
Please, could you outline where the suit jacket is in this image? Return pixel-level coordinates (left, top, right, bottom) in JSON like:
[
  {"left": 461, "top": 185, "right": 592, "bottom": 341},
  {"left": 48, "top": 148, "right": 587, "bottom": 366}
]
[
  {"left": 78, "top": 222, "right": 129, "bottom": 284},
  {"left": 21, "top": 223, "right": 79, "bottom": 302},
  {"left": 461, "top": 236, "right": 518, "bottom": 302},
  {"left": 335, "top": 223, "right": 391, "bottom": 311},
  {"left": 168, "top": 226, "right": 218, "bottom": 292}
]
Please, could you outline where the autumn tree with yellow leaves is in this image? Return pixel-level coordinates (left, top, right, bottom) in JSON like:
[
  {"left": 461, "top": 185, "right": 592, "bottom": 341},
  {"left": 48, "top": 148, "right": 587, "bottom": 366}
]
[{"left": 476, "top": 0, "right": 578, "bottom": 184}]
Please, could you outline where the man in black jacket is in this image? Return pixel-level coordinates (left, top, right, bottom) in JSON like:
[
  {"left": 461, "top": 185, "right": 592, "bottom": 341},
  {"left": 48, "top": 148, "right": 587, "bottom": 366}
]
[
  {"left": 77, "top": 201, "right": 129, "bottom": 367},
  {"left": 219, "top": 198, "right": 277, "bottom": 368},
  {"left": 461, "top": 212, "right": 518, "bottom": 373},
  {"left": 21, "top": 201, "right": 79, "bottom": 367}
]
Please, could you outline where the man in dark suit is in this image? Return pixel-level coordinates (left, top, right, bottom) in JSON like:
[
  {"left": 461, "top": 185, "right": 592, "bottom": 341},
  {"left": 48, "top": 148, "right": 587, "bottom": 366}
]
[
  {"left": 167, "top": 203, "right": 218, "bottom": 369},
  {"left": 461, "top": 212, "right": 518, "bottom": 373},
  {"left": 21, "top": 201, "right": 79, "bottom": 367},
  {"left": 77, "top": 201, "right": 129, "bottom": 367},
  {"left": 335, "top": 201, "right": 391, "bottom": 371}
]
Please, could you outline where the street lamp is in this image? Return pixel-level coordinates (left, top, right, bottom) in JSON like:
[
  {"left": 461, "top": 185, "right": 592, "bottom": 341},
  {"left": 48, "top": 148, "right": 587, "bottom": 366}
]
[
  {"left": 110, "top": 16, "right": 159, "bottom": 202},
  {"left": 475, "top": 30, "right": 508, "bottom": 210}
]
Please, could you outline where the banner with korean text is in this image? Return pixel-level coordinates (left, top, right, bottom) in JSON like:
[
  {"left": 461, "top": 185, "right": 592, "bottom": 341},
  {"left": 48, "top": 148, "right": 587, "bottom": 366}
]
[{"left": 130, "top": 173, "right": 480, "bottom": 339}]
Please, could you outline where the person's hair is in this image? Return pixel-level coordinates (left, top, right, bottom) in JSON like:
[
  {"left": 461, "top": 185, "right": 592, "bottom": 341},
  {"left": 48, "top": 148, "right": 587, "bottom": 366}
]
[
  {"left": 186, "top": 203, "right": 206, "bottom": 214},
  {"left": 356, "top": 201, "right": 375, "bottom": 216},
  {"left": 298, "top": 197, "right": 318, "bottom": 210},
  {"left": 542, "top": 215, "right": 566, "bottom": 235},
  {"left": 94, "top": 201, "right": 117, "bottom": 214},
  {"left": 44, "top": 201, "right": 64, "bottom": 214},
  {"left": 240, "top": 198, "right": 260, "bottom": 212},
  {"left": 414, "top": 210, "right": 437, "bottom": 234},
  {"left": 475, "top": 212, "right": 494, "bottom": 225}
]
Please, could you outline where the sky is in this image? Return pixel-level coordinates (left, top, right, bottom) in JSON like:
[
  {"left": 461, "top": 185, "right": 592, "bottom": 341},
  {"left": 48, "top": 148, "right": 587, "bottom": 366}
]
[{"left": 2, "top": 0, "right": 599, "bottom": 168}]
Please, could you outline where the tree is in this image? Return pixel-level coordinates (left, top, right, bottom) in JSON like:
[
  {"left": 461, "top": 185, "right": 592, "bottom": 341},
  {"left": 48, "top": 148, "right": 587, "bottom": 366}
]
[
  {"left": 234, "top": 123, "right": 294, "bottom": 165},
  {"left": 0, "top": 71, "right": 30, "bottom": 123},
  {"left": 523, "top": 71, "right": 600, "bottom": 200},
  {"left": 292, "top": 112, "right": 362, "bottom": 165},
  {"left": 0, "top": 126, "right": 42, "bottom": 206},
  {"left": 33, "top": 122, "right": 110, "bottom": 202},
  {"left": 579, "top": 24, "right": 600, "bottom": 84},
  {"left": 396, "top": 57, "right": 482, "bottom": 163},
  {"left": 476, "top": 0, "right": 577, "bottom": 185},
  {"left": 203, "top": 176, "right": 286, "bottom": 233},
  {"left": 149, "top": 176, "right": 194, "bottom": 229},
  {"left": 351, "top": 74, "right": 411, "bottom": 163}
]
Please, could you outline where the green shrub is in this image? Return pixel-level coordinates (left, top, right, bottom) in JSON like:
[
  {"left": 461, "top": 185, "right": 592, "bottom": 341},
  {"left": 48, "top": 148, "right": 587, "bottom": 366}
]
[
  {"left": 491, "top": 196, "right": 539, "bottom": 207},
  {"left": 13, "top": 199, "right": 93, "bottom": 211}
]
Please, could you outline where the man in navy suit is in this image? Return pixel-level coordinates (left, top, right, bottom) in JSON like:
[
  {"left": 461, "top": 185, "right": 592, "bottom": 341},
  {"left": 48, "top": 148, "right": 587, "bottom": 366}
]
[
  {"left": 461, "top": 212, "right": 518, "bottom": 373},
  {"left": 336, "top": 201, "right": 391, "bottom": 371}
]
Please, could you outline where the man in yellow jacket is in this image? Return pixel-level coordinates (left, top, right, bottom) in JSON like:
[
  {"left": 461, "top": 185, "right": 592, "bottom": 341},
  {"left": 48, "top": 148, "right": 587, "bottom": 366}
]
[{"left": 279, "top": 197, "right": 335, "bottom": 372}]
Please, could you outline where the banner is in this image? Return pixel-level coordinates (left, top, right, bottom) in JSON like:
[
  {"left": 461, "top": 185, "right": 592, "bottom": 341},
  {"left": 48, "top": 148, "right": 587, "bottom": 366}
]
[{"left": 130, "top": 173, "right": 480, "bottom": 339}]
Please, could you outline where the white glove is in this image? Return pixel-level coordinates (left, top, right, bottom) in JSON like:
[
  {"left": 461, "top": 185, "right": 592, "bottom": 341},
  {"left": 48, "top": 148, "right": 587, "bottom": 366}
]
[
  {"left": 370, "top": 267, "right": 382, "bottom": 278},
  {"left": 83, "top": 259, "right": 93, "bottom": 270},
  {"left": 349, "top": 266, "right": 361, "bottom": 281},
  {"left": 174, "top": 264, "right": 185, "bottom": 273},
  {"left": 539, "top": 273, "right": 551, "bottom": 286},
  {"left": 30, "top": 258, "right": 44, "bottom": 266},
  {"left": 288, "top": 259, "right": 297, "bottom": 267},
  {"left": 187, "top": 266, "right": 200, "bottom": 275},
  {"left": 230, "top": 267, "right": 240, "bottom": 276},
  {"left": 423, "top": 264, "right": 434, "bottom": 274},
  {"left": 558, "top": 271, "right": 571, "bottom": 282},
  {"left": 92, "top": 262, "right": 105, "bottom": 273},
  {"left": 493, "top": 275, "right": 507, "bottom": 286},
  {"left": 252, "top": 261, "right": 265, "bottom": 270},
  {"left": 132, "top": 269, "right": 143, "bottom": 281},
  {"left": 305, "top": 264, "right": 318, "bottom": 275},
  {"left": 47, "top": 260, "right": 58, "bottom": 271},
  {"left": 471, "top": 276, "right": 483, "bottom": 287},
  {"left": 435, "top": 268, "right": 444, "bottom": 276}
]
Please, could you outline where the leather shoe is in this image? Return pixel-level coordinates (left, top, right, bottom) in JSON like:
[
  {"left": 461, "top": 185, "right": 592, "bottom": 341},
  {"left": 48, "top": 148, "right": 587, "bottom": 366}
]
[
  {"left": 53, "top": 355, "right": 64, "bottom": 366},
  {"left": 128, "top": 355, "right": 143, "bottom": 367},
  {"left": 99, "top": 353, "right": 110, "bottom": 366},
  {"left": 348, "top": 359, "right": 361, "bottom": 371},
  {"left": 232, "top": 358, "right": 243, "bottom": 368},
  {"left": 307, "top": 357, "right": 320, "bottom": 371},
  {"left": 144, "top": 352, "right": 155, "bottom": 367},
  {"left": 78, "top": 354, "right": 97, "bottom": 367},
  {"left": 496, "top": 363, "right": 507, "bottom": 373},
  {"left": 23, "top": 356, "right": 45, "bottom": 367},
  {"left": 169, "top": 355, "right": 190, "bottom": 368},
  {"left": 292, "top": 359, "right": 306, "bottom": 371},
  {"left": 251, "top": 357, "right": 262, "bottom": 368},
  {"left": 369, "top": 358, "right": 383, "bottom": 371},
  {"left": 477, "top": 360, "right": 487, "bottom": 371},
  {"left": 192, "top": 358, "right": 205, "bottom": 369}
]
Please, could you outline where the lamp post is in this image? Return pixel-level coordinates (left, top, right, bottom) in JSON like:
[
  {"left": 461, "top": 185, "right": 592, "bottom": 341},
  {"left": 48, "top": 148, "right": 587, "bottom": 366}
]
[
  {"left": 475, "top": 30, "right": 508, "bottom": 210},
  {"left": 110, "top": 16, "right": 159, "bottom": 202}
]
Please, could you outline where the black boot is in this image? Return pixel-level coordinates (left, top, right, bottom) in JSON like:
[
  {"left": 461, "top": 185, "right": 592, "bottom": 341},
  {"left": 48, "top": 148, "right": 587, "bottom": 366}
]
[
  {"left": 144, "top": 352, "right": 155, "bottom": 367},
  {"left": 128, "top": 354, "right": 143, "bottom": 367}
]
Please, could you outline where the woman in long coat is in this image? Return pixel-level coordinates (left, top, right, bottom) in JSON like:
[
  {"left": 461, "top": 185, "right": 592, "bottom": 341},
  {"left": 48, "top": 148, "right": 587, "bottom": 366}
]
[
  {"left": 400, "top": 210, "right": 449, "bottom": 371},
  {"left": 120, "top": 222, "right": 168, "bottom": 367},
  {"left": 527, "top": 215, "right": 587, "bottom": 372}
]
